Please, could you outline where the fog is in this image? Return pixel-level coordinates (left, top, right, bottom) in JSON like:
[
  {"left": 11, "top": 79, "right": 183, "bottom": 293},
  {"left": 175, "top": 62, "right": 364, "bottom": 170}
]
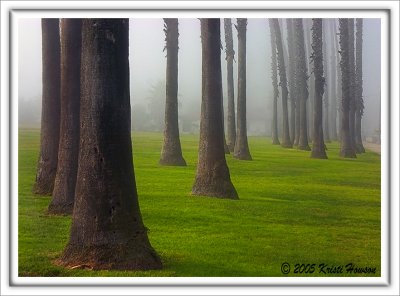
[{"left": 18, "top": 18, "right": 381, "bottom": 137}]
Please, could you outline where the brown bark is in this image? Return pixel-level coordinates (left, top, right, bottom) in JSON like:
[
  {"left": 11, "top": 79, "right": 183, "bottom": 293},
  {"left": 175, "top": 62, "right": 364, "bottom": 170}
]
[
  {"left": 192, "top": 19, "right": 238, "bottom": 199},
  {"left": 348, "top": 19, "right": 357, "bottom": 153},
  {"left": 33, "top": 19, "right": 61, "bottom": 195},
  {"left": 286, "top": 19, "right": 297, "bottom": 146},
  {"left": 339, "top": 18, "right": 357, "bottom": 158},
  {"left": 294, "top": 19, "right": 310, "bottom": 151},
  {"left": 48, "top": 19, "right": 81, "bottom": 215},
  {"left": 310, "top": 19, "right": 328, "bottom": 159},
  {"left": 160, "top": 19, "right": 186, "bottom": 166},
  {"left": 322, "top": 21, "right": 331, "bottom": 143},
  {"left": 268, "top": 20, "right": 280, "bottom": 145},
  {"left": 224, "top": 18, "right": 236, "bottom": 152},
  {"left": 329, "top": 19, "right": 338, "bottom": 141},
  {"left": 233, "top": 18, "right": 252, "bottom": 160},
  {"left": 355, "top": 18, "right": 365, "bottom": 153},
  {"left": 305, "top": 19, "right": 315, "bottom": 141},
  {"left": 58, "top": 19, "right": 162, "bottom": 270},
  {"left": 271, "top": 19, "right": 292, "bottom": 148}
]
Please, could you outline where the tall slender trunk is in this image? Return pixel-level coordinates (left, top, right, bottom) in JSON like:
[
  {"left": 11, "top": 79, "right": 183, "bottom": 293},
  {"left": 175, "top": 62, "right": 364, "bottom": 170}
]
[
  {"left": 160, "top": 19, "right": 186, "bottom": 166},
  {"left": 310, "top": 19, "right": 328, "bottom": 159},
  {"left": 329, "top": 19, "right": 338, "bottom": 141},
  {"left": 224, "top": 18, "right": 236, "bottom": 151},
  {"left": 268, "top": 20, "right": 280, "bottom": 145},
  {"left": 339, "top": 18, "right": 357, "bottom": 158},
  {"left": 286, "top": 19, "right": 297, "bottom": 145},
  {"left": 271, "top": 19, "right": 292, "bottom": 148},
  {"left": 234, "top": 18, "right": 252, "bottom": 159},
  {"left": 355, "top": 18, "right": 365, "bottom": 153},
  {"left": 48, "top": 19, "right": 81, "bottom": 215},
  {"left": 33, "top": 19, "right": 61, "bottom": 195},
  {"left": 305, "top": 19, "right": 315, "bottom": 141},
  {"left": 334, "top": 19, "right": 343, "bottom": 142},
  {"left": 294, "top": 19, "right": 310, "bottom": 150},
  {"left": 59, "top": 19, "right": 162, "bottom": 270},
  {"left": 322, "top": 21, "right": 331, "bottom": 143},
  {"left": 192, "top": 19, "right": 238, "bottom": 199},
  {"left": 348, "top": 19, "right": 357, "bottom": 153}
]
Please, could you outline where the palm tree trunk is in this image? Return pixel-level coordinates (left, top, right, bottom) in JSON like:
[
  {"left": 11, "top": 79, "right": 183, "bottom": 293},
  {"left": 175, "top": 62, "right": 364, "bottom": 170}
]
[
  {"left": 339, "top": 18, "right": 357, "bottom": 158},
  {"left": 329, "top": 19, "right": 338, "bottom": 141},
  {"left": 160, "top": 19, "right": 186, "bottom": 166},
  {"left": 224, "top": 18, "right": 236, "bottom": 151},
  {"left": 286, "top": 19, "right": 297, "bottom": 146},
  {"left": 322, "top": 21, "right": 331, "bottom": 143},
  {"left": 271, "top": 19, "right": 292, "bottom": 148},
  {"left": 59, "top": 19, "right": 162, "bottom": 270},
  {"left": 33, "top": 19, "right": 61, "bottom": 195},
  {"left": 355, "top": 18, "right": 365, "bottom": 153},
  {"left": 234, "top": 18, "right": 252, "bottom": 159},
  {"left": 268, "top": 20, "right": 280, "bottom": 145},
  {"left": 192, "top": 19, "right": 238, "bottom": 199},
  {"left": 48, "top": 19, "right": 81, "bottom": 215},
  {"left": 294, "top": 19, "right": 310, "bottom": 151},
  {"left": 310, "top": 18, "right": 328, "bottom": 159}
]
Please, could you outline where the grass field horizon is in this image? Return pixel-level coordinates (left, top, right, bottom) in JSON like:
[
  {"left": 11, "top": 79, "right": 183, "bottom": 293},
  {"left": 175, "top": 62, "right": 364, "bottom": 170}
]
[{"left": 18, "top": 128, "right": 381, "bottom": 277}]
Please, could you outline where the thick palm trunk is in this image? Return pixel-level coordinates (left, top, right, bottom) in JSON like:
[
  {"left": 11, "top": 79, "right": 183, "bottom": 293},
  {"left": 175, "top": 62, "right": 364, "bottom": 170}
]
[
  {"left": 322, "top": 21, "right": 331, "bottom": 143},
  {"left": 329, "top": 19, "right": 338, "bottom": 141},
  {"left": 192, "top": 19, "right": 238, "bottom": 199},
  {"left": 286, "top": 19, "right": 297, "bottom": 145},
  {"left": 160, "top": 19, "right": 186, "bottom": 166},
  {"left": 305, "top": 19, "right": 315, "bottom": 141},
  {"left": 33, "top": 19, "right": 61, "bottom": 195},
  {"left": 334, "top": 19, "right": 343, "bottom": 142},
  {"left": 294, "top": 19, "right": 310, "bottom": 151},
  {"left": 224, "top": 18, "right": 236, "bottom": 152},
  {"left": 268, "top": 20, "right": 280, "bottom": 145},
  {"left": 355, "top": 18, "right": 365, "bottom": 153},
  {"left": 271, "top": 19, "right": 292, "bottom": 148},
  {"left": 48, "top": 19, "right": 81, "bottom": 215},
  {"left": 233, "top": 18, "right": 252, "bottom": 159},
  {"left": 310, "top": 19, "right": 328, "bottom": 159},
  {"left": 59, "top": 19, "right": 162, "bottom": 270},
  {"left": 339, "top": 18, "right": 357, "bottom": 158},
  {"left": 348, "top": 19, "right": 357, "bottom": 153}
]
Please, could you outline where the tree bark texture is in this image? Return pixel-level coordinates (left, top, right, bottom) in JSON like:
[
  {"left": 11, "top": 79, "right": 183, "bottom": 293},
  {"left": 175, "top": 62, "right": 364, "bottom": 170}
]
[
  {"left": 310, "top": 19, "right": 328, "bottom": 159},
  {"left": 355, "top": 18, "right": 365, "bottom": 153},
  {"left": 339, "top": 18, "right": 357, "bottom": 158},
  {"left": 160, "top": 19, "right": 187, "bottom": 166},
  {"left": 348, "top": 19, "right": 357, "bottom": 153},
  {"left": 192, "top": 19, "right": 238, "bottom": 199},
  {"left": 48, "top": 19, "right": 82, "bottom": 215},
  {"left": 58, "top": 19, "right": 162, "bottom": 270},
  {"left": 286, "top": 19, "right": 297, "bottom": 146},
  {"left": 293, "top": 19, "right": 310, "bottom": 151},
  {"left": 233, "top": 18, "right": 252, "bottom": 159},
  {"left": 268, "top": 19, "right": 280, "bottom": 145},
  {"left": 305, "top": 19, "right": 315, "bottom": 141},
  {"left": 224, "top": 18, "right": 236, "bottom": 152},
  {"left": 329, "top": 19, "right": 338, "bottom": 141},
  {"left": 33, "top": 19, "right": 61, "bottom": 195},
  {"left": 322, "top": 21, "right": 331, "bottom": 143},
  {"left": 271, "top": 19, "right": 292, "bottom": 148},
  {"left": 334, "top": 19, "right": 343, "bottom": 142}
]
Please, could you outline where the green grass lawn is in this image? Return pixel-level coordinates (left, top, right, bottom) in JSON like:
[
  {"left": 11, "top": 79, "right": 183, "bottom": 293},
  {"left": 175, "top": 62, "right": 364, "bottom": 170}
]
[{"left": 18, "top": 129, "right": 381, "bottom": 277}]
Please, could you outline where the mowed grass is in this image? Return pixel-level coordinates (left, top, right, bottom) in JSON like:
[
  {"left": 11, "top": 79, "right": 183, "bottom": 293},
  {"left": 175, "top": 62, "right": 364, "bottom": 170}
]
[{"left": 18, "top": 129, "right": 381, "bottom": 277}]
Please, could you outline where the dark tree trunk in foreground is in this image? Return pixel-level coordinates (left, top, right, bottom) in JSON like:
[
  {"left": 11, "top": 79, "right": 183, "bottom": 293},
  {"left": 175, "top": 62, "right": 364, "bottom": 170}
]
[
  {"left": 339, "top": 19, "right": 356, "bottom": 158},
  {"left": 233, "top": 18, "right": 252, "bottom": 160},
  {"left": 160, "top": 19, "right": 186, "bottom": 166},
  {"left": 224, "top": 18, "right": 236, "bottom": 152},
  {"left": 286, "top": 19, "right": 297, "bottom": 145},
  {"left": 192, "top": 19, "right": 238, "bottom": 199},
  {"left": 268, "top": 20, "right": 280, "bottom": 145},
  {"left": 310, "top": 19, "right": 328, "bottom": 159},
  {"left": 294, "top": 19, "right": 310, "bottom": 151},
  {"left": 339, "top": 18, "right": 357, "bottom": 158},
  {"left": 33, "top": 19, "right": 61, "bottom": 195},
  {"left": 355, "top": 18, "right": 365, "bottom": 153},
  {"left": 59, "top": 19, "right": 162, "bottom": 270},
  {"left": 48, "top": 19, "right": 82, "bottom": 215},
  {"left": 271, "top": 19, "right": 292, "bottom": 148},
  {"left": 348, "top": 19, "right": 357, "bottom": 153}
]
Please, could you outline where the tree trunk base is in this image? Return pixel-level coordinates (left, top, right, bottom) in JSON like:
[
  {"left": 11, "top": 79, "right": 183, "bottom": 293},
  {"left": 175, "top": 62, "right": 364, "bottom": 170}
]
[
  {"left": 192, "top": 177, "right": 238, "bottom": 199},
  {"left": 47, "top": 202, "right": 73, "bottom": 215},
  {"left": 311, "top": 149, "right": 328, "bottom": 159},
  {"left": 233, "top": 152, "right": 252, "bottom": 161},
  {"left": 57, "top": 239, "right": 162, "bottom": 271},
  {"left": 339, "top": 148, "right": 357, "bottom": 158},
  {"left": 281, "top": 142, "right": 293, "bottom": 149},
  {"left": 298, "top": 144, "right": 311, "bottom": 151},
  {"left": 224, "top": 143, "right": 230, "bottom": 154},
  {"left": 355, "top": 144, "right": 365, "bottom": 154},
  {"left": 159, "top": 155, "right": 187, "bottom": 166},
  {"left": 227, "top": 143, "right": 235, "bottom": 152},
  {"left": 32, "top": 177, "right": 55, "bottom": 196},
  {"left": 272, "top": 138, "right": 280, "bottom": 145}
]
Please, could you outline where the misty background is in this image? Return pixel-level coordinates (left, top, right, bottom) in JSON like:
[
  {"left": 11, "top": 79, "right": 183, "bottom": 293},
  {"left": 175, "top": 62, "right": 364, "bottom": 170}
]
[{"left": 18, "top": 18, "right": 381, "bottom": 137}]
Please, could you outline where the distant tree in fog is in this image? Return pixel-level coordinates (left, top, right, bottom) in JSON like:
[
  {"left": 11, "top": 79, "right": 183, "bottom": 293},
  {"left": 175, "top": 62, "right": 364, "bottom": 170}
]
[{"left": 355, "top": 18, "right": 365, "bottom": 153}]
